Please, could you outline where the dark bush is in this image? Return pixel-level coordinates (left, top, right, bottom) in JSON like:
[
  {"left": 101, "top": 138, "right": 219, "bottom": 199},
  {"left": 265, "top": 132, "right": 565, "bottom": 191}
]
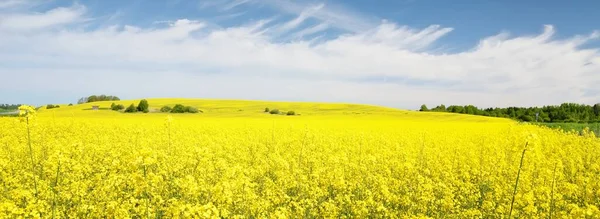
[
  {"left": 518, "top": 115, "right": 533, "bottom": 122},
  {"left": 143, "top": 108, "right": 149, "bottom": 113},
  {"left": 160, "top": 106, "right": 172, "bottom": 113},
  {"left": 46, "top": 104, "right": 59, "bottom": 109},
  {"left": 269, "top": 109, "right": 280, "bottom": 114},
  {"left": 124, "top": 104, "right": 137, "bottom": 113},
  {"left": 137, "top": 99, "right": 149, "bottom": 112},
  {"left": 185, "top": 106, "right": 199, "bottom": 113},
  {"left": 111, "top": 103, "right": 125, "bottom": 111},
  {"left": 286, "top": 111, "right": 296, "bottom": 116},
  {"left": 264, "top": 107, "right": 270, "bottom": 112},
  {"left": 78, "top": 95, "right": 120, "bottom": 104},
  {"left": 171, "top": 104, "right": 186, "bottom": 113},
  {"left": 68, "top": 103, "right": 73, "bottom": 106}
]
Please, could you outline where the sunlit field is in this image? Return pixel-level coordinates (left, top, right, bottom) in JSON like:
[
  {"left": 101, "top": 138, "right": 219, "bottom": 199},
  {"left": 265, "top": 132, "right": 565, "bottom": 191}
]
[{"left": 1, "top": 99, "right": 599, "bottom": 218}]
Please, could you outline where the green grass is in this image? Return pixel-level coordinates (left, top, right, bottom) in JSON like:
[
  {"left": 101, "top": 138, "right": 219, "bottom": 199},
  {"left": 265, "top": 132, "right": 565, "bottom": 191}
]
[
  {"left": 0, "top": 110, "right": 18, "bottom": 117},
  {"left": 539, "top": 123, "right": 600, "bottom": 136}
]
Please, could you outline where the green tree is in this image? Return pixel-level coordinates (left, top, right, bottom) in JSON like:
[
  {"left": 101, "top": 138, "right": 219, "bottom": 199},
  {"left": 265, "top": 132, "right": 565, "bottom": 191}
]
[
  {"left": 160, "top": 106, "right": 172, "bottom": 113},
  {"left": 111, "top": 104, "right": 125, "bottom": 111},
  {"left": 185, "top": 106, "right": 199, "bottom": 113},
  {"left": 419, "top": 104, "right": 428, "bottom": 112},
  {"left": 137, "top": 99, "right": 149, "bottom": 112},
  {"left": 269, "top": 109, "right": 280, "bottom": 114},
  {"left": 171, "top": 104, "right": 186, "bottom": 113},
  {"left": 124, "top": 104, "right": 137, "bottom": 113}
]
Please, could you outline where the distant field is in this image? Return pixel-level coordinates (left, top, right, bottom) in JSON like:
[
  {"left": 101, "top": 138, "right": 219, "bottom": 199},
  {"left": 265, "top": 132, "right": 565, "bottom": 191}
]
[
  {"left": 36, "top": 98, "right": 510, "bottom": 123},
  {"left": 540, "top": 122, "right": 600, "bottom": 136},
  {"left": 0, "top": 109, "right": 18, "bottom": 117},
  {"left": 1, "top": 98, "right": 599, "bottom": 218}
]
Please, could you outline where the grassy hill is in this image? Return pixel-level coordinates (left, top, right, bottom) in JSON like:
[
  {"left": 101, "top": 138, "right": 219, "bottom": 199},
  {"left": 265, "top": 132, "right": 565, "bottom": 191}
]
[{"left": 35, "top": 98, "right": 512, "bottom": 123}]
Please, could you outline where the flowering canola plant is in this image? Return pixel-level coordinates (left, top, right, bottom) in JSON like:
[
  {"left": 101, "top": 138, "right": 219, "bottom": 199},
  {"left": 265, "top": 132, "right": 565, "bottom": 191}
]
[{"left": 0, "top": 101, "right": 599, "bottom": 218}]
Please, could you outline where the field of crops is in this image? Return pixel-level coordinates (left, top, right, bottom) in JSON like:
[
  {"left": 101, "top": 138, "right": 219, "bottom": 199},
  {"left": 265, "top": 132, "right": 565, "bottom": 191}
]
[{"left": 1, "top": 99, "right": 599, "bottom": 218}]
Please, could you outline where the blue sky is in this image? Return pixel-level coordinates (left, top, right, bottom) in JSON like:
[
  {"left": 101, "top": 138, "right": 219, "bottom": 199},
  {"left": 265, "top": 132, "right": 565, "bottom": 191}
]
[{"left": 1, "top": 0, "right": 599, "bottom": 109}]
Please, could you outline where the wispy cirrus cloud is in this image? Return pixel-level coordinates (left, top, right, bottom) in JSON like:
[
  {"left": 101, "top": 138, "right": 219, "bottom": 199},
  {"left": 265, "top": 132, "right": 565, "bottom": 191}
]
[{"left": 0, "top": 3, "right": 86, "bottom": 31}]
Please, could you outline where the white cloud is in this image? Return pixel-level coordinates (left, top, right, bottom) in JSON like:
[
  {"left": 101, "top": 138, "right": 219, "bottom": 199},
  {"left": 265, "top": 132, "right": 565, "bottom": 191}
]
[
  {"left": 0, "top": 4, "right": 85, "bottom": 31},
  {"left": 0, "top": 3, "right": 599, "bottom": 108},
  {"left": 276, "top": 3, "right": 324, "bottom": 33},
  {"left": 0, "top": 0, "right": 24, "bottom": 9}
]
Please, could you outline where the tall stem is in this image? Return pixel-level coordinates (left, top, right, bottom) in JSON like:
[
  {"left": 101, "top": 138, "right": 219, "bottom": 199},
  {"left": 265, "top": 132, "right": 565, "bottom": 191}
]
[
  {"left": 509, "top": 142, "right": 528, "bottom": 218},
  {"left": 550, "top": 162, "right": 557, "bottom": 219},
  {"left": 52, "top": 158, "right": 61, "bottom": 219},
  {"left": 26, "top": 117, "right": 39, "bottom": 197}
]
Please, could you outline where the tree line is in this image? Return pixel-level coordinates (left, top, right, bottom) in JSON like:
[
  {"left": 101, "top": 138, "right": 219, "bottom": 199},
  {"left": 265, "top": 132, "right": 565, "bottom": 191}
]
[
  {"left": 0, "top": 104, "right": 20, "bottom": 110},
  {"left": 77, "top": 95, "right": 120, "bottom": 104},
  {"left": 420, "top": 103, "right": 600, "bottom": 123}
]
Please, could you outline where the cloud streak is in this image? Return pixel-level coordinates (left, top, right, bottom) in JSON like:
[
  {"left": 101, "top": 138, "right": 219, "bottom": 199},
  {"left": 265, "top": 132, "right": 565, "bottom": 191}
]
[{"left": 0, "top": 3, "right": 85, "bottom": 31}]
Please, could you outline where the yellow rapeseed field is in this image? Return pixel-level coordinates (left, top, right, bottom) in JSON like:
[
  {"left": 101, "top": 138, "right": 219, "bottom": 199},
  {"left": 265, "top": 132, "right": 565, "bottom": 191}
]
[{"left": 0, "top": 99, "right": 599, "bottom": 218}]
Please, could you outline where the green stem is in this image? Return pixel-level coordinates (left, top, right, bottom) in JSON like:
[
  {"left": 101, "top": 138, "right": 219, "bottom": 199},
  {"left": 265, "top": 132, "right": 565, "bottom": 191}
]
[
  {"left": 550, "top": 162, "right": 557, "bottom": 219},
  {"left": 509, "top": 142, "right": 528, "bottom": 218},
  {"left": 26, "top": 117, "right": 39, "bottom": 197},
  {"left": 52, "top": 158, "right": 61, "bottom": 219}
]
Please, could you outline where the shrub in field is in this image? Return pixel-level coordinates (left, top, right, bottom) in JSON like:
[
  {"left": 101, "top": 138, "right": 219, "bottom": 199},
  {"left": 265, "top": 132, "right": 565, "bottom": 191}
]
[
  {"left": 160, "top": 106, "right": 172, "bottom": 113},
  {"left": 286, "top": 111, "right": 296, "bottom": 116},
  {"left": 169, "top": 104, "right": 200, "bottom": 113},
  {"left": 137, "top": 99, "right": 149, "bottom": 112},
  {"left": 111, "top": 104, "right": 125, "bottom": 111},
  {"left": 171, "top": 104, "right": 187, "bottom": 113},
  {"left": 46, "top": 104, "right": 60, "bottom": 109},
  {"left": 269, "top": 109, "right": 280, "bottom": 114},
  {"left": 265, "top": 107, "right": 270, "bottom": 112},
  {"left": 124, "top": 104, "right": 137, "bottom": 113},
  {"left": 185, "top": 106, "right": 199, "bottom": 113}
]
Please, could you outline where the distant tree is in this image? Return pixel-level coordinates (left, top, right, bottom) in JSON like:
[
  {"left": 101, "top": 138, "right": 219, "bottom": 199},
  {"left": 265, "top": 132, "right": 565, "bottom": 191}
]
[
  {"left": 46, "top": 104, "right": 60, "bottom": 109},
  {"left": 137, "top": 99, "right": 149, "bottom": 112},
  {"left": 171, "top": 104, "right": 186, "bottom": 113},
  {"left": 68, "top": 103, "right": 73, "bottom": 106},
  {"left": 519, "top": 114, "right": 534, "bottom": 122},
  {"left": 77, "top": 97, "right": 88, "bottom": 104},
  {"left": 431, "top": 104, "right": 446, "bottom": 112},
  {"left": 185, "top": 106, "right": 199, "bottom": 113},
  {"left": 111, "top": 104, "right": 124, "bottom": 111},
  {"left": 0, "top": 104, "right": 20, "bottom": 110},
  {"left": 78, "top": 95, "right": 120, "bottom": 104},
  {"left": 419, "top": 104, "right": 428, "bottom": 112},
  {"left": 124, "top": 104, "right": 137, "bottom": 113},
  {"left": 160, "top": 106, "right": 172, "bottom": 113},
  {"left": 269, "top": 109, "right": 280, "bottom": 114},
  {"left": 264, "top": 107, "right": 270, "bottom": 113},
  {"left": 286, "top": 111, "right": 296, "bottom": 116},
  {"left": 425, "top": 102, "right": 600, "bottom": 123},
  {"left": 594, "top": 104, "right": 600, "bottom": 117}
]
